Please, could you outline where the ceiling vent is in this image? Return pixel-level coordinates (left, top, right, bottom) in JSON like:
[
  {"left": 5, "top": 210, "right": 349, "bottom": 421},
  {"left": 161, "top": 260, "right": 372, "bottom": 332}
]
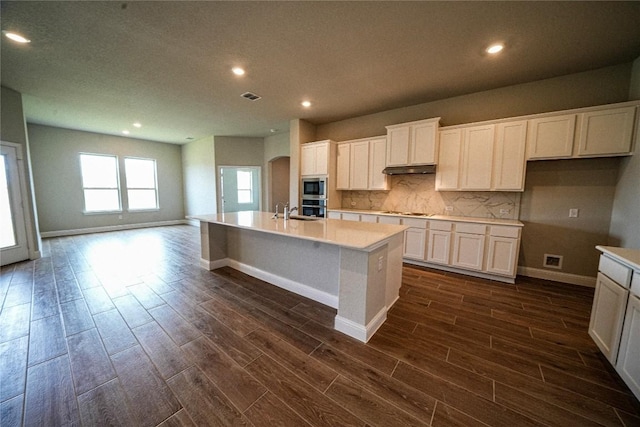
[{"left": 241, "top": 92, "right": 261, "bottom": 101}]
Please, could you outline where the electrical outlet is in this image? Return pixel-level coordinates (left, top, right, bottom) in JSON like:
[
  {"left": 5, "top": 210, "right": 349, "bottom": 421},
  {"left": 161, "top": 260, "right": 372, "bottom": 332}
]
[
  {"left": 351, "top": 201, "right": 356, "bottom": 206},
  {"left": 569, "top": 208, "right": 579, "bottom": 218},
  {"left": 444, "top": 206, "right": 453, "bottom": 212},
  {"left": 500, "top": 209, "right": 510, "bottom": 215}
]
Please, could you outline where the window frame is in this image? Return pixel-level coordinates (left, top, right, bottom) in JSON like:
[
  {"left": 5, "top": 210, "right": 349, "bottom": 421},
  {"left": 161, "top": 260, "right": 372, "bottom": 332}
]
[
  {"left": 79, "top": 153, "right": 122, "bottom": 214},
  {"left": 236, "top": 168, "right": 254, "bottom": 205},
  {"left": 124, "top": 156, "right": 159, "bottom": 212}
]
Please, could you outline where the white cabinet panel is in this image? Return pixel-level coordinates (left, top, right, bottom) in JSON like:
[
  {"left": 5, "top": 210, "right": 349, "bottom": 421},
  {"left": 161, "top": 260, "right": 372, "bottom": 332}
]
[
  {"left": 460, "top": 125, "right": 495, "bottom": 190},
  {"left": 493, "top": 121, "right": 527, "bottom": 191},
  {"left": 577, "top": 106, "right": 636, "bottom": 157},
  {"left": 617, "top": 294, "right": 640, "bottom": 399},
  {"left": 589, "top": 273, "right": 628, "bottom": 364},
  {"left": 411, "top": 120, "right": 438, "bottom": 165},
  {"left": 403, "top": 228, "right": 426, "bottom": 260},
  {"left": 378, "top": 215, "right": 401, "bottom": 225},
  {"left": 386, "top": 127, "right": 411, "bottom": 167},
  {"left": 426, "top": 230, "right": 451, "bottom": 265},
  {"left": 301, "top": 141, "right": 332, "bottom": 176},
  {"left": 452, "top": 232, "right": 485, "bottom": 271},
  {"left": 341, "top": 213, "right": 360, "bottom": 222},
  {"left": 336, "top": 143, "right": 350, "bottom": 190},
  {"left": 368, "top": 137, "right": 388, "bottom": 190},
  {"left": 486, "top": 236, "right": 518, "bottom": 276},
  {"left": 527, "top": 114, "right": 576, "bottom": 159},
  {"left": 435, "top": 129, "right": 462, "bottom": 190},
  {"left": 327, "top": 211, "right": 342, "bottom": 220},
  {"left": 360, "top": 214, "right": 378, "bottom": 223},
  {"left": 350, "top": 140, "right": 370, "bottom": 190}
]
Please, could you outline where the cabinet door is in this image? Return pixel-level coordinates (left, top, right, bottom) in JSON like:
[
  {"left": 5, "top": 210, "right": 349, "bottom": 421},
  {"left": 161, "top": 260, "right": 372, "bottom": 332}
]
[
  {"left": 589, "top": 273, "right": 628, "bottom": 364},
  {"left": 411, "top": 121, "right": 438, "bottom": 165},
  {"left": 426, "top": 230, "right": 451, "bottom": 265},
  {"left": 314, "top": 143, "right": 329, "bottom": 175},
  {"left": 486, "top": 236, "right": 518, "bottom": 277},
  {"left": 386, "top": 127, "right": 410, "bottom": 166},
  {"left": 460, "top": 125, "right": 495, "bottom": 190},
  {"left": 301, "top": 145, "right": 316, "bottom": 176},
  {"left": 336, "top": 143, "right": 350, "bottom": 189},
  {"left": 577, "top": 106, "right": 636, "bottom": 157},
  {"left": 435, "top": 129, "right": 462, "bottom": 190},
  {"left": 368, "top": 138, "right": 388, "bottom": 190},
  {"left": 493, "top": 121, "right": 527, "bottom": 191},
  {"left": 452, "top": 233, "right": 485, "bottom": 271},
  {"left": 617, "top": 294, "right": 640, "bottom": 399},
  {"left": 404, "top": 228, "right": 426, "bottom": 260},
  {"left": 527, "top": 114, "right": 576, "bottom": 159},
  {"left": 350, "top": 140, "right": 370, "bottom": 190}
]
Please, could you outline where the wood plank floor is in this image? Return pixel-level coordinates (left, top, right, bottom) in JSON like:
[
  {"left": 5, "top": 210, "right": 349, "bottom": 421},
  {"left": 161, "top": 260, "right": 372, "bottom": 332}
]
[{"left": 1, "top": 225, "right": 639, "bottom": 426}]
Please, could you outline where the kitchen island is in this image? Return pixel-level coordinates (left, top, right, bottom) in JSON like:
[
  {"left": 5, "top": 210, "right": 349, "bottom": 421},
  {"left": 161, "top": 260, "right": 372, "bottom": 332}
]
[{"left": 193, "top": 211, "right": 407, "bottom": 342}]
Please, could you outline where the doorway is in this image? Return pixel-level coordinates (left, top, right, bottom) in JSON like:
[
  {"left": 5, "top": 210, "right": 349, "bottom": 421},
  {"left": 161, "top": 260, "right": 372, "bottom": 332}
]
[
  {"left": 269, "top": 156, "right": 290, "bottom": 212},
  {"left": 1, "top": 142, "right": 30, "bottom": 266},
  {"left": 219, "top": 166, "right": 261, "bottom": 213}
]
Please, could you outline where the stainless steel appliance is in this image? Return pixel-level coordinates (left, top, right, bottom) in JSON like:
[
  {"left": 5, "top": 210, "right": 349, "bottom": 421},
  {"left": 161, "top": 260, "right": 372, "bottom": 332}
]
[
  {"left": 301, "top": 177, "right": 327, "bottom": 199},
  {"left": 301, "top": 198, "right": 327, "bottom": 217}
]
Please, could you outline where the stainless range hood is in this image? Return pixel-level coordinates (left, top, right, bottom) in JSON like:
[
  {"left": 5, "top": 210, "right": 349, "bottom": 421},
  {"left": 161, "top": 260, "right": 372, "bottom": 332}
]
[{"left": 382, "top": 165, "right": 436, "bottom": 175}]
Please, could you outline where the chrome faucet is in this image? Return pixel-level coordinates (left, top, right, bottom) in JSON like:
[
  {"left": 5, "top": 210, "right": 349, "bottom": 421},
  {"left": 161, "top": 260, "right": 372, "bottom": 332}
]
[
  {"left": 284, "top": 204, "right": 298, "bottom": 220},
  {"left": 272, "top": 203, "right": 282, "bottom": 219}
]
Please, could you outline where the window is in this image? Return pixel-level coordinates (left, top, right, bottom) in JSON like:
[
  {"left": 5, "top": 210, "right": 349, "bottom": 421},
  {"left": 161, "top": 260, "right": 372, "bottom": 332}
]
[
  {"left": 80, "top": 154, "right": 121, "bottom": 212},
  {"left": 236, "top": 169, "right": 253, "bottom": 204},
  {"left": 125, "top": 157, "right": 158, "bottom": 210}
]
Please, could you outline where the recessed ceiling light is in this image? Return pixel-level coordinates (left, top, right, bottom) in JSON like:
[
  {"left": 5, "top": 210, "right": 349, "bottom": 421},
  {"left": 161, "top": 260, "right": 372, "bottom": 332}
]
[
  {"left": 122, "top": 130, "right": 130, "bottom": 135},
  {"left": 232, "top": 67, "right": 245, "bottom": 76},
  {"left": 133, "top": 122, "right": 142, "bottom": 128},
  {"left": 486, "top": 43, "right": 504, "bottom": 54},
  {"left": 3, "top": 31, "right": 31, "bottom": 44},
  {"left": 301, "top": 101, "right": 312, "bottom": 108}
]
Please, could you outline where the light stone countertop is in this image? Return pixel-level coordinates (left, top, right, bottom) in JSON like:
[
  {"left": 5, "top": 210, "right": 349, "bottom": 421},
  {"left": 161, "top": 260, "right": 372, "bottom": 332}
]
[
  {"left": 192, "top": 211, "right": 407, "bottom": 251},
  {"left": 596, "top": 246, "right": 640, "bottom": 271},
  {"left": 329, "top": 208, "right": 523, "bottom": 227}
]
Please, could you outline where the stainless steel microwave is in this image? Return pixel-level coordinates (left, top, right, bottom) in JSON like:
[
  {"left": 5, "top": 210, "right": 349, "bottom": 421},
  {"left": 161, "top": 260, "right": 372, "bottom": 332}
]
[{"left": 301, "top": 177, "right": 326, "bottom": 199}]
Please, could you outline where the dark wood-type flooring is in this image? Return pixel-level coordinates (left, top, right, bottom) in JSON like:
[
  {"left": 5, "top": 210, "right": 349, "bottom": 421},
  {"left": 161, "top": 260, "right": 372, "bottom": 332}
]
[{"left": 1, "top": 225, "right": 639, "bottom": 426}]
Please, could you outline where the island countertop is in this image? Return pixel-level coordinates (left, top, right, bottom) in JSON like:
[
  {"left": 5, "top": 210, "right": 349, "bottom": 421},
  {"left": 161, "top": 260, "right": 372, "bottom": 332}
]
[{"left": 192, "top": 211, "right": 407, "bottom": 251}]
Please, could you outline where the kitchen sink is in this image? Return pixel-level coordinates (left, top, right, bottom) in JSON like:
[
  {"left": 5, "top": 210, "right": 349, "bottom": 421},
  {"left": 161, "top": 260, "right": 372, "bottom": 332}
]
[{"left": 289, "top": 215, "right": 320, "bottom": 221}]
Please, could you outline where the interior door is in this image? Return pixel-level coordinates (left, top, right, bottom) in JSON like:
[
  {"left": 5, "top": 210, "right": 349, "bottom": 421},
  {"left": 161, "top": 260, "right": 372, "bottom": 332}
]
[
  {"left": 219, "top": 166, "right": 261, "bottom": 213},
  {"left": 1, "top": 143, "right": 30, "bottom": 266}
]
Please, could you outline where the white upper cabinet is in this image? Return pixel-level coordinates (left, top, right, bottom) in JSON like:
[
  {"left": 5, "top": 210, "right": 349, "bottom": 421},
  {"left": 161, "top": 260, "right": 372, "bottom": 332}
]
[
  {"left": 527, "top": 103, "right": 637, "bottom": 160},
  {"left": 493, "top": 120, "right": 527, "bottom": 191},
  {"left": 386, "top": 117, "right": 440, "bottom": 167},
  {"left": 368, "top": 137, "right": 388, "bottom": 190},
  {"left": 436, "top": 122, "right": 525, "bottom": 192},
  {"left": 459, "top": 124, "right": 495, "bottom": 190},
  {"left": 435, "top": 128, "right": 463, "bottom": 191},
  {"left": 335, "top": 136, "right": 388, "bottom": 191},
  {"left": 576, "top": 106, "right": 636, "bottom": 157},
  {"left": 350, "top": 140, "right": 370, "bottom": 190},
  {"left": 526, "top": 113, "right": 576, "bottom": 159},
  {"left": 301, "top": 140, "right": 332, "bottom": 176},
  {"left": 336, "top": 143, "right": 350, "bottom": 190}
]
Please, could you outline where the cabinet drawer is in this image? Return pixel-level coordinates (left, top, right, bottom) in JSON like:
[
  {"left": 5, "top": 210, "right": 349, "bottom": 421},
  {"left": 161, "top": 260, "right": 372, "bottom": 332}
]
[
  {"left": 599, "top": 255, "right": 632, "bottom": 288},
  {"left": 402, "top": 217, "right": 428, "bottom": 229},
  {"left": 341, "top": 213, "right": 361, "bottom": 222},
  {"left": 378, "top": 215, "right": 402, "bottom": 225},
  {"left": 455, "top": 223, "right": 486, "bottom": 235},
  {"left": 490, "top": 226, "right": 520, "bottom": 238},
  {"left": 430, "top": 221, "right": 452, "bottom": 231},
  {"left": 360, "top": 214, "right": 378, "bottom": 223}
]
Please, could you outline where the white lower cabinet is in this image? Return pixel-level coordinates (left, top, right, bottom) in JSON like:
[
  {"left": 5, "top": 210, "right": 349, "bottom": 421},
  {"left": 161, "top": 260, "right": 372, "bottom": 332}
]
[
  {"left": 617, "top": 294, "right": 640, "bottom": 398},
  {"left": 401, "top": 217, "right": 428, "bottom": 260},
  {"left": 341, "top": 212, "right": 361, "bottom": 222},
  {"left": 327, "top": 211, "right": 342, "bottom": 219},
  {"left": 589, "top": 273, "right": 629, "bottom": 364},
  {"left": 426, "top": 228, "right": 452, "bottom": 265},
  {"left": 452, "top": 228, "right": 485, "bottom": 271}
]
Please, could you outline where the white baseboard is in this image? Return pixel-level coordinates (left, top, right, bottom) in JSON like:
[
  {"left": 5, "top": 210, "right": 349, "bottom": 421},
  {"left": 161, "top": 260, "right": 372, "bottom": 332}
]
[
  {"left": 517, "top": 266, "right": 596, "bottom": 287},
  {"left": 185, "top": 218, "right": 201, "bottom": 227},
  {"left": 223, "top": 259, "right": 339, "bottom": 309},
  {"left": 334, "top": 306, "right": 387, "bottom": 343},
  {"left": 40, "top": 220, "right": 190, "bottom": 238}
]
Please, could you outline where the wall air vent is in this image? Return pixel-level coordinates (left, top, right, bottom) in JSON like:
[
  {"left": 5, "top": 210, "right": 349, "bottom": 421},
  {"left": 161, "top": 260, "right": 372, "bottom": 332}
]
[{"left": 241, "top": 92, "right": 262, "bottom": 101}]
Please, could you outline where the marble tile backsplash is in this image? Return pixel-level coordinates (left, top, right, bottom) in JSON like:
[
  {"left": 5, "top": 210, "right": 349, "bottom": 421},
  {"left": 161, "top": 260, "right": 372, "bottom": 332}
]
[{"left": 340, "top": 174, "right": 520, "bottom": 220}]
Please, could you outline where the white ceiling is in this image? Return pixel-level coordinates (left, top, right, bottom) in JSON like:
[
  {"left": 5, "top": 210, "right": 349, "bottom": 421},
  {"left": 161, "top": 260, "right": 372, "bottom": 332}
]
[{"left": 2, "top": 1, "right": 640, "bottom": 144}]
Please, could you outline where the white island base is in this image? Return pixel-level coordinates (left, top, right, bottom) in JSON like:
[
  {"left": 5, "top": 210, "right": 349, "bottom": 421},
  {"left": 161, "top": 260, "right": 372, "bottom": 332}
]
[{"left": 195, "top": 212, "right": 406, "bottom": 342}]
